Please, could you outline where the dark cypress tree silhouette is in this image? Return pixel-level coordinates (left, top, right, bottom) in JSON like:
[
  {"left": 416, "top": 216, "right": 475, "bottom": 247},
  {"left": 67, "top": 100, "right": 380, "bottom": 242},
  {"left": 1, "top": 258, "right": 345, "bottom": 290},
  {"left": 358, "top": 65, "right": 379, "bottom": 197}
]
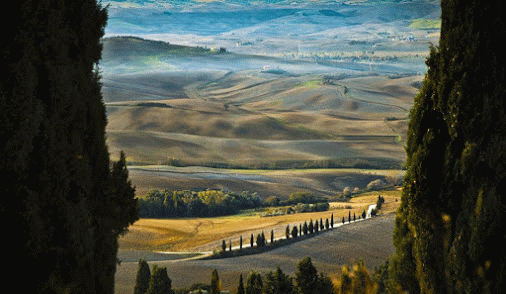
[
  {"left": 1, "top": 1, "right": 137, "bottom": 293},
  {"left": 237, "top": 274, "right": 245, "bottom": 294},
  {"left": 291, "top": 226, "right": 298, "bottom": 238},
  {"left": 246, "top": 271, "right": 263, "bottom": 294},
  {"left": 146, "top": 265, "right": 173, "bottom": 294},
  {"left": 389, "top": 1, "right": 506, "bottom": 293},
  {"left": 263, "top": 265, "right": 295, "bottom": 294},
  {"left": 295, "top": 257, "right": 318, "bottom": 294},
  {"left": 331, "top": 213, "right": 334, "bottom": 228},
  {"left": 134, "top": 259, "right": 151, "bottom": 294},
  {"left": 210, "top": 269, "right": 220, "bottom": 294}
]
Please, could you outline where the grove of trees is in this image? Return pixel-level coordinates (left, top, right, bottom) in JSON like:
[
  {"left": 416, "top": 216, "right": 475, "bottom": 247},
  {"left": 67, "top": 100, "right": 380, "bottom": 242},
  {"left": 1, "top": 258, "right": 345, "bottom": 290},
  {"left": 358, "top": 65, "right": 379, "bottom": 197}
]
[
  {"left": 138, "top": 190, "right": 329, "bottom": 218},
  {"left": 138, "top": 190, "right": 262, "bottom": 218}
]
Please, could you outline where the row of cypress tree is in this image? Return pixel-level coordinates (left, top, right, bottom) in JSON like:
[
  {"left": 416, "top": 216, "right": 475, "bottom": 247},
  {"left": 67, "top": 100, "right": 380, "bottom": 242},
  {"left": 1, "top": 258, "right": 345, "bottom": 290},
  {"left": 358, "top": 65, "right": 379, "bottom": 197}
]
[{"left": 1, "top": 1, "right": 138, "bottom": 293}]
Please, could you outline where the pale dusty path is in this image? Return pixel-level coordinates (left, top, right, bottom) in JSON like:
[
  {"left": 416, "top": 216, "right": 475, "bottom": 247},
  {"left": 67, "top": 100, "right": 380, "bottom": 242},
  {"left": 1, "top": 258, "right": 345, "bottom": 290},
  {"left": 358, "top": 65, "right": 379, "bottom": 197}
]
[{"left": 115, "top": 214, "right": 395, "bottom": 293}]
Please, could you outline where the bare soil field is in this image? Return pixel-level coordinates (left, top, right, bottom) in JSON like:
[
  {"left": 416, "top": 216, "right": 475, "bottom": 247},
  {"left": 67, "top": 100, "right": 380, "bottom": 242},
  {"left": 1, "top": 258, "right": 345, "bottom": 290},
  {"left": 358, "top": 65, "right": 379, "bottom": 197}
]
[
  {"left": 101, "top": 37, "right": 419, "bottom": 169},
  {"left": 115, "top": 213, "right": 397, "bottom": 293},
  {"left": 126, "top": 165, "right": 404, "bottom": 198}
]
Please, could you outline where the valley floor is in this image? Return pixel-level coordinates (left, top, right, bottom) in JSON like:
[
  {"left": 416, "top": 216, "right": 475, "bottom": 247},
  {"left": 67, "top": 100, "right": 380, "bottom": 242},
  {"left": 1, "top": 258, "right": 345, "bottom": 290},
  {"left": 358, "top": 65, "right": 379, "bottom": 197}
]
[{"left": 115, "top": 213, "right": 395, "bottom": 293}]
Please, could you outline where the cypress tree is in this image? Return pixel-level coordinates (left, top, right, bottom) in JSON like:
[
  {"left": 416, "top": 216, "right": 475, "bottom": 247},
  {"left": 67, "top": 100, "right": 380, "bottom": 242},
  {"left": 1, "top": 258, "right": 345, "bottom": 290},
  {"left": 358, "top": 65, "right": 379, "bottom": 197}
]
[
  {"left": 1, "top": 1, "right": 137, "bottom": 293},
  {"left": 134, "top": 259, "right": 151, "bottom": 294},
  {"left": 246, "top": 271, "right": 263, "bottom": 294},
  {"left": 331, "top": 213, "right": 334, "bottom": 228},
  {"left": 325, "top": 218, "right": 330, "bottom": 230},
  {"left": 146, "top": 265, "right": 173, "bottom": 294},
  {"left": 308, "top": 219, "right": 314, "bottom": 234},
  {"left": 291, "top": 226, "right": 298, "bottom": 238},
  {"left": 295, "top": 257, "right": 318, "bottom": 294},
  {"left": 240, "top": 235, "right": 243, "bottom": 251},
  {"left": 210, "top": 269, "right": 220, "bottom": 294},
  {"left": 263, "top": 265, "right": 295, "bottom": 294},
  {"left": 250, "top": 234, "right": 254, "bottom": 248},
  {"left": 237, "top": 274, "right": 245, "bottom": 294},
  {"left": 390, "top": 1, "right": 506, "bottom": 293}
]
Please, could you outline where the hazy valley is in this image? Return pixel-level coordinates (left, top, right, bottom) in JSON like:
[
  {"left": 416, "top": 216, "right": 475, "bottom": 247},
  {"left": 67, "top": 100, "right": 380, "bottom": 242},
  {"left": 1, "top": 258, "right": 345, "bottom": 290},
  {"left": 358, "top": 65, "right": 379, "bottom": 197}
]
[{"left": 100, "top": 1, "right": 440, "bottom": 292}]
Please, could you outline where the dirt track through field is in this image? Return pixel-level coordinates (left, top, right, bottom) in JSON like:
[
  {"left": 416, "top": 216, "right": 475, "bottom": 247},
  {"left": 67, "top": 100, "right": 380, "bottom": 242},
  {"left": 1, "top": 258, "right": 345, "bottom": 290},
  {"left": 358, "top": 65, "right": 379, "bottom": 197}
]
[{"left": 115, "top": 214, "right": 395, "bottom": 293}]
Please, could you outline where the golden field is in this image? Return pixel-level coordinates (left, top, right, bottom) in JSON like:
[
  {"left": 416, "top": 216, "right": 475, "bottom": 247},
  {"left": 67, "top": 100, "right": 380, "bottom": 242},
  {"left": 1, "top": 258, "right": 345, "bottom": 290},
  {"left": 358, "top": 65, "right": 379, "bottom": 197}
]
[{"left": 119, "top": 189, "right": 400, "bottom": 253}]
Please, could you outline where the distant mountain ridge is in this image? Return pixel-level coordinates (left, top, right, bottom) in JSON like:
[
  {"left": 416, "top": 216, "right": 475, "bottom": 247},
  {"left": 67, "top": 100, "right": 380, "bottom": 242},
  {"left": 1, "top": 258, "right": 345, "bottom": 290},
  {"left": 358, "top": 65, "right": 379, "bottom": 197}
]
[{"left": 103, "top": 0, "right": 439, "bottom": 10}]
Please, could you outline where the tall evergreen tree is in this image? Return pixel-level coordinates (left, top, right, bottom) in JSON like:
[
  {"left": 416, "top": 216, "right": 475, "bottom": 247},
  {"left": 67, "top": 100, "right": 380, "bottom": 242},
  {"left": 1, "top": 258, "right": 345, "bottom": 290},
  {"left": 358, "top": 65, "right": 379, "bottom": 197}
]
[
  {"left": 390, "top": 1, "right": 506, "bottom": 293},
  {"left": 237, "top": 274, "right": 245, "bottom": 294},
  {"left": 134, "top": 259, "right": 151, "bottom": 294},
  {"left": 263, "top": 265, "right": 295, "bottom": 294},
  {"left": 1, "top": 1, "right": 137, "bottom": 293},
  {"left": 146, "top": 265, "right": 173, "bottom": 294},
  {"left": 246, "top": 271, "right": 263, "bottom": 294},
  {"left": 295, "top": 257, "right": 318, "bottom": 294},
  {"left": 210, "top": 269, "right": 220, "bottom": 294},
  {"left": 291, "top": 226, "right": 298, "bottom": 239}
]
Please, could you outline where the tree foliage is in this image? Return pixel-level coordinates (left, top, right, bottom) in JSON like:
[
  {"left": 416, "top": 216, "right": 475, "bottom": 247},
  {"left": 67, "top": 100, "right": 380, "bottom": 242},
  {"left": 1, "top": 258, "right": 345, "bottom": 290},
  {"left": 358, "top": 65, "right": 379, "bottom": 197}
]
[
  {"left": 210, "top": 269, "right": 220, "bottom": 294},
  {"left": 389, "top": 1, "right": 506, "bottom": 293},
  {"left": 134, "top": 259, "right": 151, "bottom": 294},
  {"left": 246, "top": 271, "right": 263, "bottom": 294},
  {"left": 146, "top": 265, "right": 173, "bottom": 294},
  {"left": 139, "top": 189, "right": 261, "bottom": 218},
  {"left": 237, "top": 274, "right": 245, "bottom": 294},
  {"left": 1, "top": 1, "right": 138, "bottom": 293},
  {"left": 263, "top": 265, "right": 295, "bottom": 294}
]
